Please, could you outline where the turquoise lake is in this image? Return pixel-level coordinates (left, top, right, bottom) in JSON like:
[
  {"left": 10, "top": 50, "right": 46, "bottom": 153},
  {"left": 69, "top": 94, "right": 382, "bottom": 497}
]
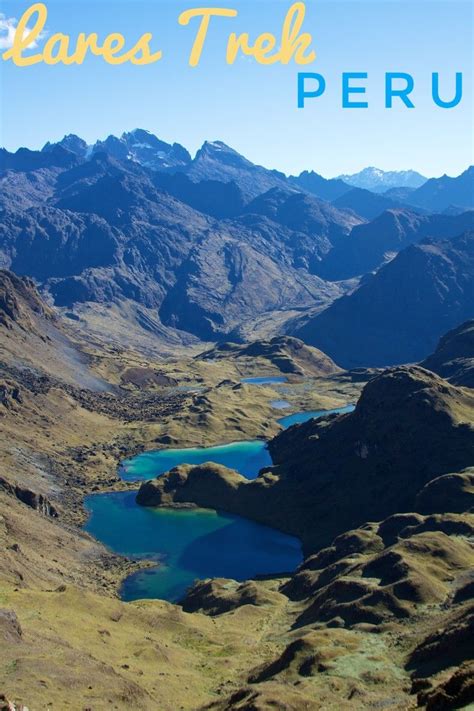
[
  {"left": 85, "top": 492, "right": 302, "bottom": 603},
  {"left": 120, "top": 440, "right": 272, "bottom": 482},
  {"left": 85, "top": 402, "right": 354, "bottom": 603}
]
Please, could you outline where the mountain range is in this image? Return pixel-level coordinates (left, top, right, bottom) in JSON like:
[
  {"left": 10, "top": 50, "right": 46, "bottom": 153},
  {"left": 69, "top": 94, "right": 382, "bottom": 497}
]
[{"left": 1, "top": 129, "right": 473, "bottom": 362}]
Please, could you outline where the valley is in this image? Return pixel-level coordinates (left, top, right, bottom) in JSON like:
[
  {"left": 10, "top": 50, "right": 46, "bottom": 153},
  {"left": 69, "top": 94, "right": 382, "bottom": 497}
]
[
  {"left": 0, "top": 131, "right": 473, "bottom": 710},
  {"left": 0, "top": 268, "right": 473, "bottom": 710}
]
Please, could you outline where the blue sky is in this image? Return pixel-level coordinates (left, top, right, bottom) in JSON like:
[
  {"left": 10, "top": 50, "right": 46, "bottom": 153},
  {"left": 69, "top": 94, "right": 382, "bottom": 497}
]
[{"left": 0, "top": 0, "right": 472, "bottom": 177}]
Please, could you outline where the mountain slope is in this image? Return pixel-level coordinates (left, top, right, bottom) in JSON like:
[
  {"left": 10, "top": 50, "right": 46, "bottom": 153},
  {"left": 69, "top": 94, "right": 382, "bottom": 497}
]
[
  {"left": 332, "top": 187, "right": 408, "bottom": 220},
  {"left": 293, "top": 231, "right": 474, "bottom": 368},
  {"left": 319, "top": 208, "right": 474, "bottom": 280},
  {"left": 421, "top": 320, "right": 474, "bottom": 387},
  {"left": 0, "top": 270, "right": 109, "bottom": 389}
]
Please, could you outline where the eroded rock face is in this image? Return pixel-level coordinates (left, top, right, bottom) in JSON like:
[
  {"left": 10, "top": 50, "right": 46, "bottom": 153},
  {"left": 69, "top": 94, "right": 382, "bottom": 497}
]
[
  {"left": 137, "top": 366, "right": 474, "bottom": 552},
  {"left": 420, "top": 662, "right": 474, "bottom": 710},
  {"left": 407, "top": 603, "right": 474, "bottom": 709},
  {"left": 0, "top": 477, "right": 58, "bottom": 518}
]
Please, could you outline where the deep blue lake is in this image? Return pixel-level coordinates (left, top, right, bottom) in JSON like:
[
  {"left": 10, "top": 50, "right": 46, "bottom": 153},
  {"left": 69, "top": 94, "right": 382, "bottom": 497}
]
[{"left": 85, "top": 492, "right": 302, "bottom": 603}]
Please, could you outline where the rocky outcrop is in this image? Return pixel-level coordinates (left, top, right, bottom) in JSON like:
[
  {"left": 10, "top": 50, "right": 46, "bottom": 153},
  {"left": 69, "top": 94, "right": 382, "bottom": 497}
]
[
  {"left": 0, "top": 477, "right": 58, "bottom": 518},
  {"left": 0, "top": 381, "right": 23, "bottom": 412},
  {"left": 407, "top": 603, "right": 474, "bottom": 709},
  {"left": 138, "top": 367, "right": 474, "bottom": 552},
  {"left": 0, "top": 609, "right": 22, "bottom": 644},
  {"left": 419, "top": 662, "right": 474, "bottom": 710}
]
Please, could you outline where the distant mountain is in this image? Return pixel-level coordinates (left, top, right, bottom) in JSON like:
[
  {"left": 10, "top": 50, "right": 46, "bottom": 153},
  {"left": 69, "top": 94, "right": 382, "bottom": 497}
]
[
  {"left": 293, "top": 231, "right": 474, "bottom": 368},
  {"left": 93, "top": 129, "right": 191, "bottom": 172},
  {"left": 406, "top": 166, "right": 474, "bottom": 212},
  {"left": 289, "top": 171, "right": 351, "bottom": 201},
  {"left": 319, "top": 208, "right": 474, "bottom": 280},
  {"left": 39, "top": 133, "right": 297, "bottom": 201},
  {"left": 336, "top": 167, "right": 427, "bottom": 193},
  {"left": 421, "top": 320, "right": 474, "bottom": 387},
  {"left": 2, "top": 131, "right": 472, "bottom": 345},
  {"left": 332, "top": 187, "right": 409, "bottom": 220}
]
